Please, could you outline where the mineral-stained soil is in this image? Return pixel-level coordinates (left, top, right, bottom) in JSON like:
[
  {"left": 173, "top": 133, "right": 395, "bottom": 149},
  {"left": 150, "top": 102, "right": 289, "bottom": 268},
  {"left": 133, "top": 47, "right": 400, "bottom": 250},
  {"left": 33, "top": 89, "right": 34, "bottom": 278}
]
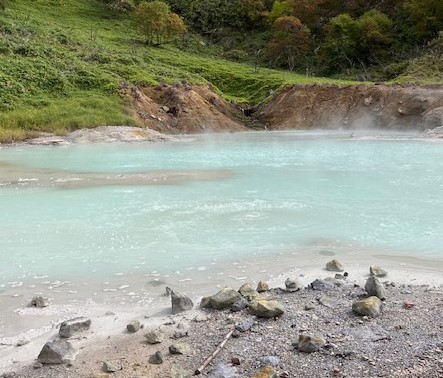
[{"left": 122, "top": 83, "right": 443, "bottom": 134}]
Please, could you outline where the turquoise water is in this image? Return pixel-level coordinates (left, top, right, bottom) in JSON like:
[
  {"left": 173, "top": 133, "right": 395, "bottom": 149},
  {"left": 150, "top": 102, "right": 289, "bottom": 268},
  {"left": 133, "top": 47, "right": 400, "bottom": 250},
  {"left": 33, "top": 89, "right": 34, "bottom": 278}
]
[{"left": 1, "top": 131, "right": 442, "bottom": 288}]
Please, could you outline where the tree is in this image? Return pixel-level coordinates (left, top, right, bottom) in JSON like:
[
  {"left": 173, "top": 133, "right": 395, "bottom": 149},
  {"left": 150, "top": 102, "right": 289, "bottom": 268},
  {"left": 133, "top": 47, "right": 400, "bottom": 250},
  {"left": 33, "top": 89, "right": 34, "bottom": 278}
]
[
  {"left": 134, "top": 1, "right": 186, "bottom": 45},
  {"left": 266, "top": 16, "right": 311, "bottom": 70},
  {"left": 403, "top": 0, "right": 443, "bottom": 42}
]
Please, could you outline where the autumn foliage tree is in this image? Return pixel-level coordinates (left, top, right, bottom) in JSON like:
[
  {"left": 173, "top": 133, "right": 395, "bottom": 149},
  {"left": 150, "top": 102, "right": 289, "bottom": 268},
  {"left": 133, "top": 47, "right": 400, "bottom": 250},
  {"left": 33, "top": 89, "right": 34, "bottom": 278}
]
[
  {"left": 266, "top": 16, "right": 310, "bottom": 70},
  {"left": 134, "top": 1, "right": 186, "bottom": 45}
]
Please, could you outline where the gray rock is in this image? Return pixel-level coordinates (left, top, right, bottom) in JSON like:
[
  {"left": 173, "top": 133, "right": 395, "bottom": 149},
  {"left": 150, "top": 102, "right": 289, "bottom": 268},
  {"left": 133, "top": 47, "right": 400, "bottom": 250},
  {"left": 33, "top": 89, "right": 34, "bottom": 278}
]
[
  {"left": 37, "top": 339, "right": 77, "bottom": 364},
  {"left": 310, "top": 279, "right": 334, "bottom": 291},
  {"left": 210, "top": 288, "right": 242, "bottom": 310},
  {"left": 208, "top": 362, "right": 239, "bottom": 378},
  {"left": 169, "top": 342, "right": 190, "bottom": 355},
  {"left": 369, "top": 265, "right": 388, "bottom": 277},
  {"left": 235, "top": 319, "right": 254, "bottom": 332},
  {"left": 326, "top": 259, "right": 344, "bottom": 272},
  {"left": 148, "top": 351, "right": 164, "bottom": 365},
  {"left": 126, "top": 320, "right": 141, "bottom": 333},
  {"left": 200, "top": 296, "right": 212, "bottom": 309},
  {"left": 352, "top": 296, "right": 382, "bottom": 317},
  {"left": 253, "top": 300, "right": 284, "bottom": 318},
  {"left": 144, "top": 328, "right": 165, "bottom": 344},
  {"left": 297, "top": 335, "right": 326, "bottom": 353},
  {"left": 231, "top": 298, "right": 249, "bottom": 312},
  {"left": 171, "top": 291, "right": 194, "bottom": 314},
  {"left": 238, "top": 283, "right": 259, "bottom": 301},
  {"left": 260, "top": 356, "right": 280, "bottom": 367},
  {"left": 256, "top": 281, "right": 269, "bottom": 293},
  {"left": 317, "top": 295, "right": 336, "bottom": 308},
  {"left": 16, "top": 339, "right": 30, "bottom": 347},
  {"left": 285, "top": 277, "right": 302, "bottom": 292},
  {"left": 102, "top": 361, "right": 119, "bottom": 372},
  {"left": 59, "top": 317, "right": 91, "bottom": 338},
  {"left": 30, "top": 296, "right": 50, "bottom": 308},
  {"left": 193, "top": 313, "right": 208, "bottom": 322},
  {"left": 33, "top": 361, "right": 43, "bottom": 369},
  {"left": 166, "top": 286, "right": 173, "bottom": 296},
  {"left": 173, "top": 322, "right": 190, "bottom": 339},
  {"left": 365, "top": 276, "right": 387, "bottom": 300},
  {"left": 304, "top": 301, "right": 316, "bottom": 310}
]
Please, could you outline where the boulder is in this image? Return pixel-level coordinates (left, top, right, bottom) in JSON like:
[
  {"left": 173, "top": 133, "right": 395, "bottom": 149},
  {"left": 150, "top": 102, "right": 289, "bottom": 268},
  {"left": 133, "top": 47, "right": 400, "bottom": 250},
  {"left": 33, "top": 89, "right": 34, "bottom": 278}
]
[
  {"left": 238, "top": 283, "right": 259, "bottom": 301},
  {"left": 326, "top": 259, "right": 344, "bottom": 272},
  {"left": 252, "top": 300, "right": 284, "bottom": 319},
  {"left": 210, "top": 288, "right": 242, "bottom": 310},
  {"left": 297, "top": 335, "right": 326, "bottom": 353},
  {"left": 169, "top": 342, "right": 190, "bottom": 355},
  {"left": 256, "top": 281, "right": 269, "bottom": 293},
  {"left": 369, "top": 265, "right": 388, "bottom": 277},
  {"left": 144, "top": 328, "right": 165, "bottom": 344},
  {"left": 284, "top": 277, "right": 302, "bottom": 292},
  {"left": 30, "top": 296, "right": 50, "bottom": 308},
  {"left": 365, "top": 276, "right": 387, "bottom": 300},
  {"left": 59, "top": 317, "right": 91, "bottom": 338},
  {"left": 37, "top": 339, "right": 77, "bottom": 364},
  {"left": 171, "top": 291, "right": 194, "bottom": 314},
  {"left": 126, "top": 320, "right": 141, "bottom": 333},
  {"left": 352, "top": 296, "right": 382, "bottom": 317},
  {"left": 148, "top": 351, "right": 164, "bottom": 365}
]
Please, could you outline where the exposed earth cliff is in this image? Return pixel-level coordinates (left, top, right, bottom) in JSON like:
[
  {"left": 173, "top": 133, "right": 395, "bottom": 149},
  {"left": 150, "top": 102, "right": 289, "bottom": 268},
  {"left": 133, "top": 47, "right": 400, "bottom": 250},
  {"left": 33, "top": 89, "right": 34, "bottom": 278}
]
[{"left": 124, "top": 84, "right": 443, "bottom": 135}]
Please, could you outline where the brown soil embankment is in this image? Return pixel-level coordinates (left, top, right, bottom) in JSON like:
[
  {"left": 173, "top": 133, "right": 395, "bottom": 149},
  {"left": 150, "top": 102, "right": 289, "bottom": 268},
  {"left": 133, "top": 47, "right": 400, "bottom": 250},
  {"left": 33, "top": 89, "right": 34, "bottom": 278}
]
[{"left": 125, "top": 83, "right": 443, "bottom": 133}]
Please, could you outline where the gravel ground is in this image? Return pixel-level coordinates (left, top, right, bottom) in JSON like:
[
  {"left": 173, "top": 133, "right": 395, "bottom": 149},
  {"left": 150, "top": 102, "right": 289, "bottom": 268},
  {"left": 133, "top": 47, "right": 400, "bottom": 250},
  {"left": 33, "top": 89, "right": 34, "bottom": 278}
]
[{"left": 4, "top": 273, "right": 443, "bottom": 378}]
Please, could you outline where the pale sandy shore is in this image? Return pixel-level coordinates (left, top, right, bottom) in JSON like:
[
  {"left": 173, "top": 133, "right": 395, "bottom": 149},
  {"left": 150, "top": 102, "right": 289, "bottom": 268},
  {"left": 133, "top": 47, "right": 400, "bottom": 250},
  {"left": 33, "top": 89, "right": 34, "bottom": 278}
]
[{"left": 1, "top": 252, "right": 443, "bottom": 377}]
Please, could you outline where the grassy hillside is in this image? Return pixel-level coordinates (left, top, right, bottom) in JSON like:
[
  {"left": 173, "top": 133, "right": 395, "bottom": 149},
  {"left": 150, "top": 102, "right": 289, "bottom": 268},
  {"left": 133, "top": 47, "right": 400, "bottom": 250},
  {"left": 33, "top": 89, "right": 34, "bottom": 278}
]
[{"left": 0, "top": 0, "right": 352, "bottom": 142}]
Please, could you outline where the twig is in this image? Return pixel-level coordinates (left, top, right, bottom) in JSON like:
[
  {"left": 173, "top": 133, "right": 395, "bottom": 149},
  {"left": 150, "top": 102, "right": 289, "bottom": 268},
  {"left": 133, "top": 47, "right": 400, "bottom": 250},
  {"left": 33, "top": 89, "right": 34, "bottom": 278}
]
[{"left": 194, "top": 325, "right": 235, "bottom": 376}]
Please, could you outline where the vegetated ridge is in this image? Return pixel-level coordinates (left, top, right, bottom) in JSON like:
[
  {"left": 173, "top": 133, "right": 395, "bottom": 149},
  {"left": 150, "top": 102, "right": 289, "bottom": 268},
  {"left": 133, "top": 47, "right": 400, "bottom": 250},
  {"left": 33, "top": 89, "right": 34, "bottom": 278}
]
[{"left": 0, "top": 0, "right": 442, "bottom": 143}]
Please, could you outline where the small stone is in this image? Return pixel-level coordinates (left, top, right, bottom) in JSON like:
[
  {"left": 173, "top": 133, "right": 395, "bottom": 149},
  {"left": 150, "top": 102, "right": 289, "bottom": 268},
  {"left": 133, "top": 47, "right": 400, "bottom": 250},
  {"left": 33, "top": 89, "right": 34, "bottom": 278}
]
[
  {"left": 165, "top": 287, "right": 173, "bottom": 296},
  {"left": 370, "top": 265, "right": 388, "bottom": 277},
  {"left": 326, "top": 259, "right": 344, "bottom": 272},
  {"left": 126, "top": 320, "right": 141, "bottom": 333},
  {"left": 304, "top": 301, "right": 315, "bottom": 310},
  {"left": 193, "top": 313, "right": 208, "bottom": 322},
  {"left": 16, "top": 339, "right": 30, "bottom": 347},
  {"left": 231, "top": 298, "right": 249, "bottom": 312},
  {"left": 173, "top": 322, "right": 190, "bottom": 339},
  {"left": 365, "top": 276, "right": 387, "bottom": 300},
  {"left": 102, "top": 361, "right": 119, "bottom": 372},
  {"left": 59, "top": 317, "right": 91, "bottom": 338},
  {"left": 253, "top": 300, "right": 284, "bottom": 318},
  {"left": 200, "top": 296, "right": 212, "bottom": 309},
  {"left": 260, "top": 356, "right": 280, "bottom": 367},
  {"left": 310, "top": 279, "right": 334, "bottom": 291},
  {"left": 285, "top": 277, "right": 302, "bottom": 292},
  {"left": 235, "top": 319, "right": 254, "bottom": 332},
  {"left": 256, "top": 281, "right": 269, "bottom": 293},
  {"left": 171, "top": 291, "right": 194, "bottom": 314},
  {"left": 231, "top": 357, "right": 241, "bottom": 365},
  {"left": 148, "top": 351, "right": 164, "bottom": 365},
  {"left": 317, "top": 295, "right": 336, "bottom": 308},
  {"left": 169, "top": 342, "right": 190, "bottom": 355},
  {"left": 352, "top": 296, "right": 382, "bottom": 317},
  {"left": 33, "top": 361, "right": 43, "bottom": 369},
  {"left": 37, "top": 339, "right": 77, "bottom": 364},
  {"left": 30, "top": 296, "right": 50, "bottom": 308},
  {"left": 297, "top": 335, "right": 326, "bottom": 353},
  {"left": 144, "top": 328, "right": 165, "bottom": 344}
]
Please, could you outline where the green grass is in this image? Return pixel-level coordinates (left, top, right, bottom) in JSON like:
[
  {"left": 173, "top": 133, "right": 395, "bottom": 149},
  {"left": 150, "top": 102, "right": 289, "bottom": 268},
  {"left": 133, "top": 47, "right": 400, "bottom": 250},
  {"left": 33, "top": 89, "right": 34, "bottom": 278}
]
[{"left": 0, "top": 0, "right": 353, "bottom": 141}]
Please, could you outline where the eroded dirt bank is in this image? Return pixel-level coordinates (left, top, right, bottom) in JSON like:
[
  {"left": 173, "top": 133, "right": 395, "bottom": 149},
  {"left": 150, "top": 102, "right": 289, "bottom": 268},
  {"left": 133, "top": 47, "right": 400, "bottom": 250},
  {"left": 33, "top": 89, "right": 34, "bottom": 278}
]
[{"left": 124, "top": 83, "right": 443, "bottom": 134}]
